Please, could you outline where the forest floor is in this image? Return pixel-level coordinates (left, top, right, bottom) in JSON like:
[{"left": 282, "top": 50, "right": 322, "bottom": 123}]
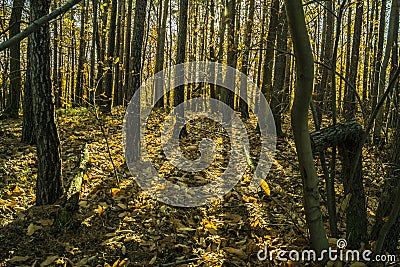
[{"left": 0, "top": 107, "right": 387, "bottom": 267}]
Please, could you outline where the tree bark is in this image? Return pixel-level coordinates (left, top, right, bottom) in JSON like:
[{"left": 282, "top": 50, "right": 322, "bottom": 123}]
[
  {"left": 74, "top": 0, "right": 87, "bottom": 107},
  {"left": 173, "top": 0, "right": 188, "bottom": 107},
  {"left": 1, "top": 0, "right": 24, "bottom": 119},
  {"left": 31, "top": 0, "right": 63, "bottom": 205},
  {"left": 270, "top": 7, "right": 288, "bottom": 137},
  {"left": 126, "top": 0, "right": 147, "bottom": 101},
  {"left": 21, "top": 39, "right": 35, "bottom": 145},
  {"left": 154, "top": 0, "right": 169, "bottom": 108},
  {"left": 261, "top": 0, "right": 279, "bottom": 101},
  {"left": 101, "top": 0, "right": 118, "bottom": 112},
  {"left": 344, "top": 0, "right": 363, "bottom": 121}
]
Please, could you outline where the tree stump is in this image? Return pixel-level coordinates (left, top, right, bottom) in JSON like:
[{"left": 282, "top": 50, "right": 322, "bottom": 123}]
[{"left": 310, "top": 120, "right": 367, "bottom": 249}]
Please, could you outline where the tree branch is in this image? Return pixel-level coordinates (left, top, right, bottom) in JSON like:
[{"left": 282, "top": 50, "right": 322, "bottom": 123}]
[{"left": 0, "top": 0, "right": 82, "bottom": 52}]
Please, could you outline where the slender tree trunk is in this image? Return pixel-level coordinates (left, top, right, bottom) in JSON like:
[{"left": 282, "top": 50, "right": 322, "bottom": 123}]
[
  {"left": 373, "top": 0, "right": 399, "bottom": 143},
  {"left": 89, "top": 0, "right": 98, "bottom": 105},
  {"left": 173, "top": 0, "right": 188, "bottom": 107},
  {"left": 285, "top": 0, "right": 329, "bottom": 256},
  {"left": 314, "top": 0, "right": 334, "bottom": 124},
  {"left": 261, "top": 0, "right": 279, "bottom": 101},
  {"left": 102, "top": 0, "right": 118, "bottom": 112},
  {"left": 344, "top": 0, "right": 363, "bottom": 120},
  {"left": 270, "top": 7, "right": 287, "bottom": 137},
  {"left": 113, "top": 0, "right": 124, "bottom": 106},
  {"left": 239, "top": 0, "right": 254, "bottom": 118},
  {"left": 126, "top": 0, "right": 147, "bottom": 101},
  {"left": 31, "top": 0, "right": 63, "bottom": 205},
  {"left": 221, "top": 0, "right": 236, "bottom": 110},
  {"left": 74, "top": 0, "right": 87, "bottom": 107},
  {"left": 372, "top": 115, "right": 400, "bottom": 253},
  {"left": 371, "top": 0, "right": 386, "bottom": 112},
  {"left": 154, "top": 0, "right": 168, "bottom": 108},
  {"left": 123, "top": 0, "right": 133, "bottom": 105},
  {"left": 2, "top": 0, "right": 24, "bottom": 118},
  {"left": 21, "top": 39, "right": 35, "bottom": 145}
]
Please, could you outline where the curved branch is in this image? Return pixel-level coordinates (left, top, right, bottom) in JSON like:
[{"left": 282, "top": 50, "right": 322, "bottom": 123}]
[{"left": 0, "top": 0, "right": 82, "bottom": 52}]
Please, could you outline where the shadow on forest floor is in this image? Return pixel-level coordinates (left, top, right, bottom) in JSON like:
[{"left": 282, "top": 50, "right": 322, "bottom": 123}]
[{"left": 0, "top": 107, "right": 385, "bottom": 266}]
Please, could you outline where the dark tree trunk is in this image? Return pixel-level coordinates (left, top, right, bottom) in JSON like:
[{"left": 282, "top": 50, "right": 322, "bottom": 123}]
[
  {"left": 74, "top": 0, "right": 87, "bottom": 107},
  {"left": 314, "top": 0, "right": 333, "bottom": 124},
  {"left": 89, "top": 0, "right": 98, "bottom": 105},
  {"left": 31, "top": 0, "right": 63, "bottom": 205},
  {"left": 261, "top": 0, "right": 279, "bottom": 101},
  {"left": 310, "top": 120, "right": 367, "bottom": 249},
  {"left": 220, "top": 0, "right": 236, "bottom": 110},
  {"left": 2, "top": 0, "right": 24, "bottom": 118},
  {"left": 113, "top": 0, "right": 124, "bottom": 107},
  {"left": 173, "top": 0, "right": 188, "bottom": 107},
  {"left": 270, "top": 7, "right": 288, "bottom": 137},
  {"left": 102, "top": 0, "right": 118, "bottom": 112},
  {"left": 154, "top": 0, "right": 168, "bottom": 108},
  {"left": 126, "top": 0, "right": 147, "bottom": 101},
  {"left": 239, "top": 0, "right": 254, "bottom": 118},
  {"left": 21, "top": 39, "right": 35, "bottom": 145},
  {"left": 344, "top": 0, "right": 363, "bottom": 120},
  {"left": 371, "top": 0, "right": 386, "bottom": 112},
  {"left": 372, "top": 116, "right": 400, "bottom": 253},
  {"left": 123, "top": 0, "right": 133, "bottom": 105}
]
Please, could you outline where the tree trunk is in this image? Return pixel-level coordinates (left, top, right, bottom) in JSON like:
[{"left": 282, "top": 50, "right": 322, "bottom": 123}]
[
  {"left": 154, "top": 0, "right": 169, "bottom": 108},
  {"left": 239, "top": 0, "right": 254, "bottom": 118},
  {"left": 373, "top": 0, "right": 399, "bottom": 143},
  {"left": 372, "top": 115, "right": 400, "bottom": 253},
  {"left": 371, "top": 0, "right": 386, "bottom": 112},
  {"left": 344, "top": 0, "right": 363, "bottom": 121},
  {"left": 1, "top": 0, "right": 24, "bottom": 118},
  {"left": 173, "top": 0, "right": 188, "bottom": 107},
  {"left": 285, "top": 0, "right": 329, "bottom": 256},
  {"left": 21, "top": 39, "right": 35, "bottom": 145},
  {"left": 314, "top": 0, "right": 333, "bottom": 124},
  {"left": 74, "top": 0, "right": 87, "bottom": 107},
  {"left": 123, "top": 0, "right": 133, "bottom": 105},
  {"left": 113, "top": 0, "right": 124, "bottom": 106},
  {"left": 220, "top": 0, "right": 236, "bottom": 111},
  {"left": 126, "top": 0, "right": 147, "bottom": 101},
  {"left": 261, "top": 0, "right": 279, "bottom": 101},
  {"left": 31, "top": 0, "right": 63, "bottom": 205},
  {"left": 101, "top": 0, "right": 118, "bottom": 112},
  {"left": 270, "top": 7, "right": 288, "bottom": 137}
]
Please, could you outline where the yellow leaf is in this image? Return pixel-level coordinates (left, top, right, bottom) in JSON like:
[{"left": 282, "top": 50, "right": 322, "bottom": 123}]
[
  {"left": 96, "top": 205, "right": 105, "bottom": 214},
  {"left": 114, "top": 57, "right": 120, "bottom": 64},
  {"left": 111, "top": 188, "right": 120, "bottom": 196},
  {"left": 149, "top": 254, "right": 157, "bottom": 265},
  {"left": 260, "top": 179, "right": 271, "bottom": 196},
  {"left": 112, "top": 259, "right": 119, "bottom": 267}
]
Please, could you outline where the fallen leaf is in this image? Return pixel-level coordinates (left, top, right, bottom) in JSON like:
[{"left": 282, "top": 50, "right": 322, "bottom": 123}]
[
  {"left": 224, "top": 247, "right": 247, "bottom": 259},
  {"left": 27, "top": 223, "right": 42, "bottom": 236},
  {"left": 9, "top": 255, "right": 31, "bottom": 263},
  {"left": 149, "top": 254, "right": 157, "bottom": 265},
  {"left": 111, "top": 188, "right": 120, "bottom": 196},
  {"left": 40, "top": 255, "right": 58, "bottom": 267}
]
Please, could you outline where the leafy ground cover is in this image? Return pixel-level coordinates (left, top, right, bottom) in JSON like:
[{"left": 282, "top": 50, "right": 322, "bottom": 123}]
[{"left": 0, "top": 107, "right": 384, "bottom": 266}]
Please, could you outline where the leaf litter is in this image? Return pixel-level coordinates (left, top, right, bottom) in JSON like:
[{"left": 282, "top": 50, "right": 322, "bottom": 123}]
[{"left": 0, "top": 107, "right": 385, "bottom": 266}]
